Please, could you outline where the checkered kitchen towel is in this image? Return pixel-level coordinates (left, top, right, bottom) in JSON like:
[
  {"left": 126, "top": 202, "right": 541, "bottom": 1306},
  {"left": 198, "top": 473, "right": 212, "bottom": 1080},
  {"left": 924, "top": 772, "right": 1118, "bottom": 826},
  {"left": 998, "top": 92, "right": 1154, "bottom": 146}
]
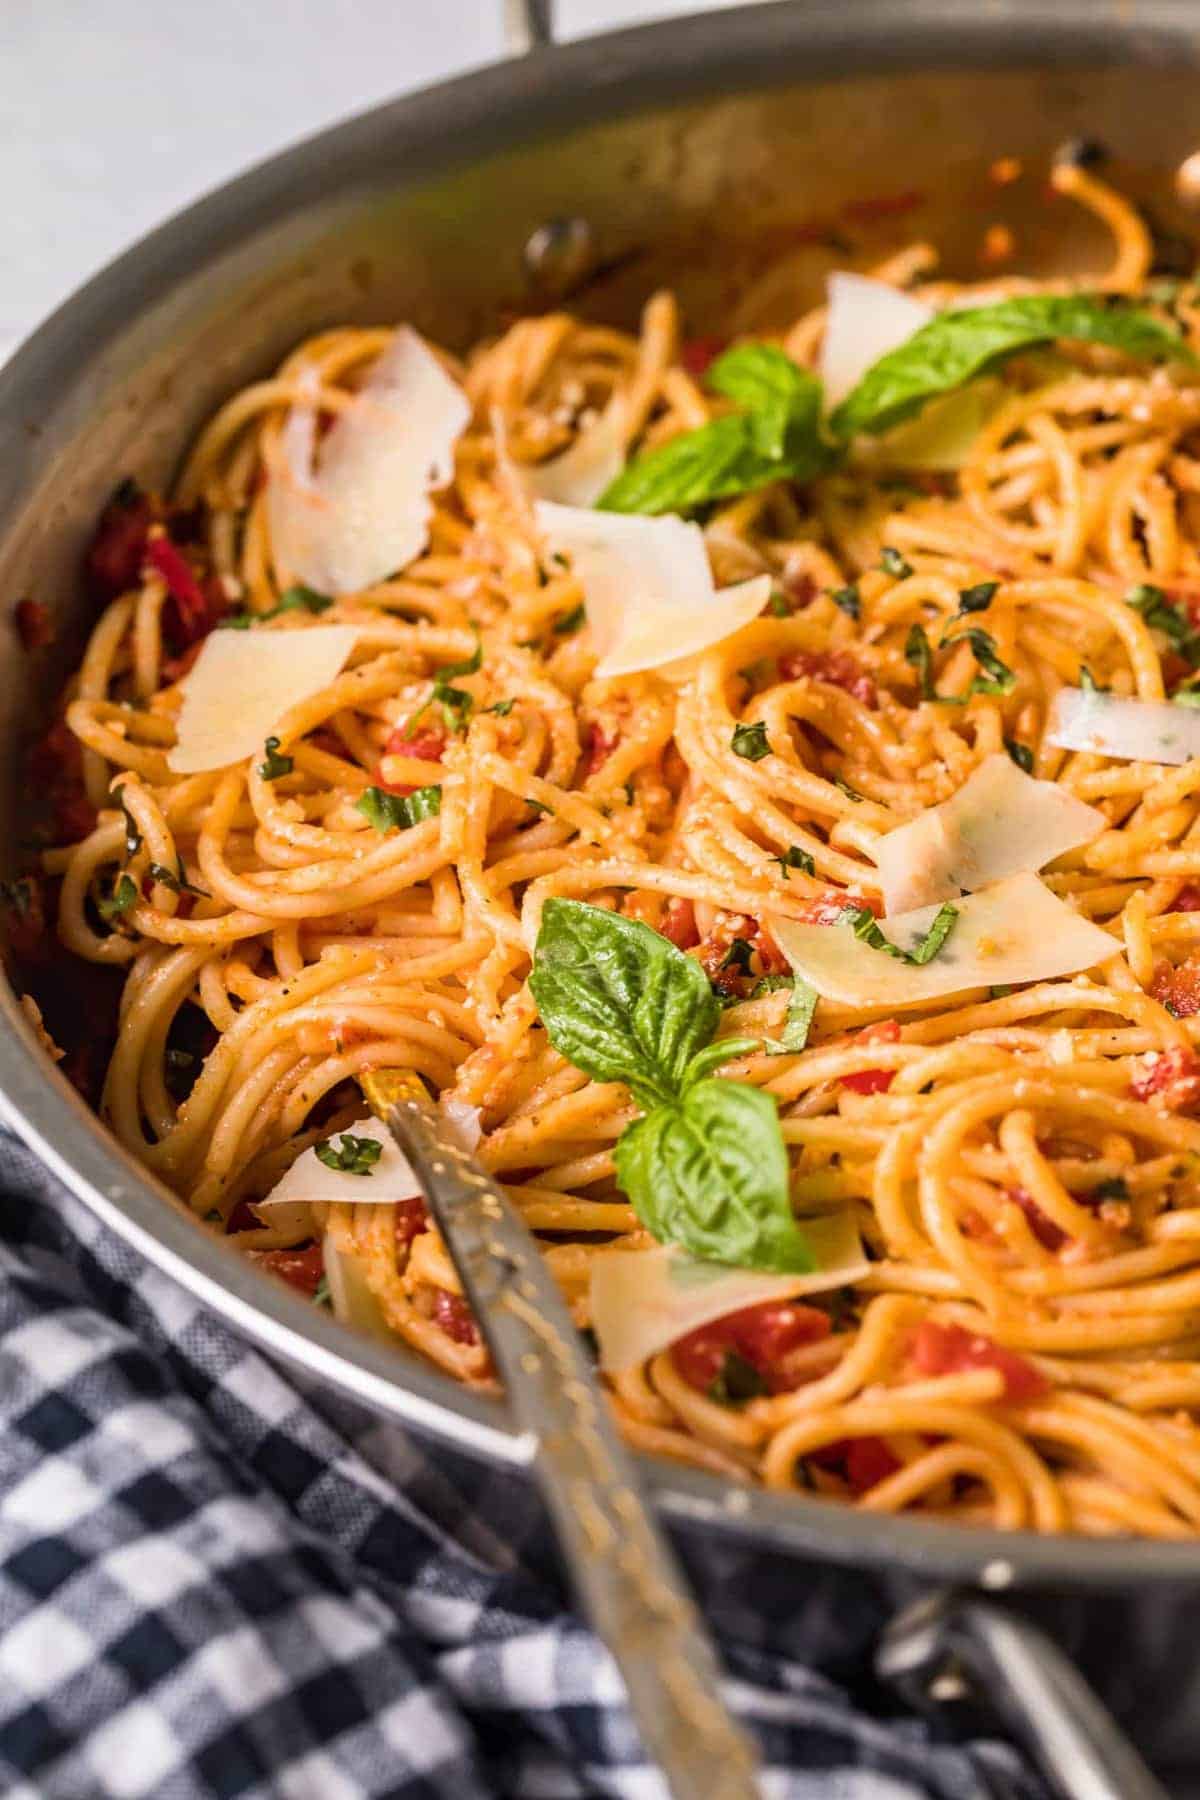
[{"left": 0, "top": 1130, "right": 1048, "bottom": 1800}]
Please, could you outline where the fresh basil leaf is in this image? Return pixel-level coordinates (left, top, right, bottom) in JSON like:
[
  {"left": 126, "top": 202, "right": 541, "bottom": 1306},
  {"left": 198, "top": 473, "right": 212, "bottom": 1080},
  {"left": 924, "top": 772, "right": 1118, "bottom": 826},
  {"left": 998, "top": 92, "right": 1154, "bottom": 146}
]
[
  {"left": 530, "top": 897, "right": 720, "bottom": 1107},
  {"left": 356, "top": 784, "right": 442, "bottom": 833},
  {"left": 613, "top": 1078, "right": 812, "bottom": 1271},
  {"left": 879, "top": 546, "right": 912, "bottom": 579},
  {"left": 97, "top": 872, "right": 138, "bottom": 921},
  {"left": 941, "top": 627, "right": 1015, "bottom": 696},
  {"left": 831, "top": 294, "right": 1196, "bottom": 439},
  {"left": 830, "top": 584, "right": 861, "bottom": 620},
  {"left": 907, "top": 900, "right": 959, "bottom": 964},
  {"left": 904, "top": 623, "right": 936, "bottom": 699},
  {"left": 731, "top": 721, "right": 771, "bottom": 761},
  {"left": 772, "top": 975, "right": 817, "bottom": 1054},
  {"left": 773, "top": 846, "right": 815, "bottom": 879},
  {"left": 955, "top": 581, "right": 999, "bottom": 616},
  {"left": 315, "top": 1132, "right": 382, "bottom": 1176},
  {"left": 1004, "top": 737, "right": 1034, "bottom": 773},
  {"left": 682, "top": 1036, "right": 761, "bottom": 1086},
  {"left": 598, "top": 352, "right": 833, "bottom": 515},
  {"left": 257, "top": 736, "right": 293, "bottom": 781},
  {"left": 708, "top": 1349, "right": 767, "bottom": 1404}
]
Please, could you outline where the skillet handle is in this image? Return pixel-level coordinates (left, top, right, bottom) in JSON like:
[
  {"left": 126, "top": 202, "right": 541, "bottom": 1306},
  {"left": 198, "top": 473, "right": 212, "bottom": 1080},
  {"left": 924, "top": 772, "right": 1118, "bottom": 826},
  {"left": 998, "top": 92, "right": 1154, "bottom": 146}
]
[
  {"left": 504, "top": 0, "right": 554, "bottom": 52},
  {"left": 877, "top": 1590, "right": 1168, "bottom": 1800}
]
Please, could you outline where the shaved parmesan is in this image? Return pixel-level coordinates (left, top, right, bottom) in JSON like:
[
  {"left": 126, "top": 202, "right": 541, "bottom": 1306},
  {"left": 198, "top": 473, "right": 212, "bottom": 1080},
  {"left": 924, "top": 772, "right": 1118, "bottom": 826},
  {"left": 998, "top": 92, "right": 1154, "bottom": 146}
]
[
  {"left": 872, "top": 753, "right": 1105, "bottom": 915},
  {"left": 268, "top": 327, "right": 471, "bottom": 594},
  {"left": 819, "top": 274, "right": 933, "bottom": 411},
  {"left": 439, "top": 1095, "right": 483, "bottom": 1153},
  {"left": 1047, "top": 687, "right": 1200, "bottom": 766},
  {"left": 257, "top": 1123, "right": 421, "bottom": 1210},
  {"left": 772, "top": 870, "right": 1115, "bottom": 1008},
  {"left": 589, "top": 1211, "right": 868, "bottom": 1373},
  {"left": 874, "top": 379, "right": 1004, "bottom": 470},
  {"left": 524, "top": 404, "right": 626, "bottom": 508},
  {"left": 322, "top": 1235, "right": 392, "bottom": 1339},
  {"left": 534, "top": 501, "right": 770, "bottom": 679},
  {"left": 168, "top": 625, "right": 359, "bottom": 773}
]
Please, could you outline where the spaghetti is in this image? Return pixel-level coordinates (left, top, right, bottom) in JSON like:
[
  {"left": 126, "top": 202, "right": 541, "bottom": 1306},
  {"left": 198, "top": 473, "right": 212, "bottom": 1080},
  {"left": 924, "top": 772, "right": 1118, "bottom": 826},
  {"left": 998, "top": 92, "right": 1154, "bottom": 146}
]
[{"left": 25, "top": 161, "right": 1200, "bottom": 1537}]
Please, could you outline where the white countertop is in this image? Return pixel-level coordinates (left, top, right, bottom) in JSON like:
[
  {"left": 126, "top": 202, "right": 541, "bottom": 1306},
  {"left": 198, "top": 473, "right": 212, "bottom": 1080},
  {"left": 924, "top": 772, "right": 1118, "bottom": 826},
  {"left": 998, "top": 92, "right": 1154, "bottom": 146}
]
[{"left": 1, "top": 0, "right": 731, "bottom": 365}]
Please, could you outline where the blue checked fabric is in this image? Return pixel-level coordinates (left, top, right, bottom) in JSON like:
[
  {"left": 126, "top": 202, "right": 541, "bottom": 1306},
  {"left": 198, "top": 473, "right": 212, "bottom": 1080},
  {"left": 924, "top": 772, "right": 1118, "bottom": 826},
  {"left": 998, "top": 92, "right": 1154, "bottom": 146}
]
[{"left": 0, "top": 1129, "right": 1049, "bottom": 1800}]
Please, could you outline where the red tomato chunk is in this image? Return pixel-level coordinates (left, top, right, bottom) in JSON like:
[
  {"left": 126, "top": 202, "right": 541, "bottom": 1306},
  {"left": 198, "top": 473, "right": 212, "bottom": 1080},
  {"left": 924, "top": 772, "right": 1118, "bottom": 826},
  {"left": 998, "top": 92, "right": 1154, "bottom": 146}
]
[
  {"left": 395, "top": 1195, "right": 430, "bottom": 1252},
  {"left": 1130, "top": 1046, "right": 1200, "bottom": 1113},
  {"left": 378, "top": 722, "right": 447, "bottom": 794},
  {"left": 911, "top": 1320, "right": 1045, "bottom": 1401},
  {"left": 1151, "top": 956, "right": 1200, "bottom": 1020},
  {"left": 249, "top": 1243, "right": 325, "bottom": 1298},
  {"left": 673, "top": 1300, "right": 831, "bottom": 1396},
  {"left": 810, "top": 1436, "right": 903, "bottom": 1494},
  {"left": 1006, "top": 1186, "right": 1067, "bottom": 1252},
  {"left": 779, "top": 650, "right": 877, "bottom": 709},
  {"left": 433, "top": 1288, "right": 480, "bottom": 1346},
  {"left": 659, "top": 896, "right": 699, "bottom": 951},
  {"left": 840, "top": 1019, "right": 901, "bottom": 1095}
]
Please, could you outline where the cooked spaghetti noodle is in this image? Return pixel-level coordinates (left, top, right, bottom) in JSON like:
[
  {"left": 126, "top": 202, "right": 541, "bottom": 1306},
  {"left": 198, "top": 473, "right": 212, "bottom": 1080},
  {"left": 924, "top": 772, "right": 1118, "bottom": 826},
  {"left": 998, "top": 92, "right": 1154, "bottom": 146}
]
[{"left": 26, "top": 161, "right": 1200, "bottom": 1538}]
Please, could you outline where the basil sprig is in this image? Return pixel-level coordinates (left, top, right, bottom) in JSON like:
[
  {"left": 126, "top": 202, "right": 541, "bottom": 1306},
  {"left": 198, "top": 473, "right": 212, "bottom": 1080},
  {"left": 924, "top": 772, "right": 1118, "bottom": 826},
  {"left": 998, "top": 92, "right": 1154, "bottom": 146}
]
[
  {"left": 530, "top": 898, "right": 813, "bottom": 1271},
  {"left": 599, "top": 344, "right": 833, "bottom": 516},
  {"left": 831, "top": 294, "right": 1196, "bottom": 439},
  {"left": 356, "top": 784, "right": 442, "bottom": 833}
]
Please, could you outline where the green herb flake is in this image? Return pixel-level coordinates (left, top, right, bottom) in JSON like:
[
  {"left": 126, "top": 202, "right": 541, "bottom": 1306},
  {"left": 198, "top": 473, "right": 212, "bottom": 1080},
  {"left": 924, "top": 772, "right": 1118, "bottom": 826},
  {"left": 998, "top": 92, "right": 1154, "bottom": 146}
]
[
  {"left": 956, "top": 580, "right": 999, "bottom": 615},
  {"left": 356, "top": 783, "right": 442, "bottom": 834},
  {"left": 148, "top": 859, "right": 210, "bottom": 898},
  {"left": 772, "top": 975, "right": 817, "bottom": 1055},
  {"left": 485, "top": 699, "right": 516, "bottom": 717},
  {"left": 940, "top": 627, "right": 1016, "bottom": 696},
  {"left": 879, "top": 547, "right": 913, "bottom": 579},
  {"left": 731, "top": 721, "right": 771, "bottom": 762},
  {"left": 833, "top": 775, "right": 865, "bottom": 802},
  {"left": 904, "top": 623, "right": 936, "bottom": 699},
  {"left": 1125, "top": 584, "right": 1200, "bottom": 666},
  {"left": 553, "top": 603, "right": 587, "bottom": 637},
  {"left": 1090, "top": 1176, "right": 1130, "bottom": 1202},
  {"left": 767, "top": 590, "right": 792, "bottom": 618},
  {"left": 275, "top": 584, "right": 333, "bottom": 615},
  {"left": 1004, "top": 737, "right": 1034, "bottom": 774},
  {"left": 313, "top": 1274, "right": 332, "bottom": 1308},
  {"left": 97, "top": 872, "right": 138, "bottom": 922},
  {"left": 707, "top": 1349, "right": 768, "bottom": 1405},
  {"left": 830, "top": 584, "right": 861, "bottom": 620},
  {"left": 846, "top": 900, "right": 958, "bottom": 966},
  {"left": 257, "top": 737, "right": 294, "bottom": 781},
  {"left": 773, "top": 846, "right": 815, "bottom": 879},
  {"left": 989, "top": 984, "right": 1014, "bottom": 999},
  {"left": 720, "top": 937, "right": 755, "bottom": 976},
  {"left": 315, "top": 1132, "right": 383, "bottom": 1177}
]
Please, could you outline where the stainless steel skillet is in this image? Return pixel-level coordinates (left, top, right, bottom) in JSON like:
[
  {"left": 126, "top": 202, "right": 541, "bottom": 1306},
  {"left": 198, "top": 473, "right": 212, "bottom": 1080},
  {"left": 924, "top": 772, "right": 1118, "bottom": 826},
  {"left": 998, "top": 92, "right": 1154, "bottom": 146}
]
[{"left": 4, "top": 2, "right": 1200, "bottom": 1790}]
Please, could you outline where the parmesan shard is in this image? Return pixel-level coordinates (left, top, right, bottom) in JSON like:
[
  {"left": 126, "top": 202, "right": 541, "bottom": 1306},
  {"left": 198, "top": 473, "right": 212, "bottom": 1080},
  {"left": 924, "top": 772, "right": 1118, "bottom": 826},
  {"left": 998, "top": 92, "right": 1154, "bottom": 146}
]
[
  {"left": 874, "top": 379, "right": 1005, "bottom": 471},
  {"left": 871, "top": 753, "right": 1106, "bottom": 915},
  {"left": 1047, "top": 687, "right": 1200, "bottom": 767},
  {"left": 534, "top": 501, "right": 771, "bottom": 679},
  {"left": 589, "top": 1211, "right": 869, "bottom": 1373},
  {"left": 524, "top": 403, "right": 626, "bottom": 508},
  {"left": 771, "top": 871, "right": 1115, "bottom": 1008},
  {"left": 167, "top": 625, "right": 359, "bottom": 773},
  {"left": 322, "top": 1236, "right": 393, "bottom": 1339},
  {"left": 268, "top": 327, "right": 471, "bottom": 594},
  {"left": 819, "top": 273, "right": 934, "bottom": 411},
  {"left": 256, "top": 1122, "right": 422, "bottom": 1210}
]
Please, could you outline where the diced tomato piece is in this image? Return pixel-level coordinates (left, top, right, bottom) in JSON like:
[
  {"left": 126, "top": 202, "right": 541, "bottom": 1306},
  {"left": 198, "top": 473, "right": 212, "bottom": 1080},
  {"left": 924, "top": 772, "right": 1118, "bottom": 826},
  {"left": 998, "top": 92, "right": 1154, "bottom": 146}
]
[
  {"left": 249, "top": 1243, "right": 325, "bottom": 1298},
  {"left": 433, "top": 1287, "right": 480, "bottom": 1345},
  {"left": 145, "top": 534, "right": 225, "bottom": 648},
  {"left": 1151, "top": 955, "right": 1200, "bottom": 1020},
  {"left": 14, "top": 599, "right": 53, "bottom": 651},
  {"left": 1131, "top": 1046, "right": 1200, "bottom": 1113},
  {"left": 911, "top": 1320, "right": 1045, "bottom": 1401},
  {"left": 1173, "top": 884, "right": 1200, "bottom": 913},
  {"left": 841, "top": 188, "right": 925, "bottom": 224},
  {"left": 779, "top": 650, "right": 877, "bottom": 709},
  {"left": 809, "top": 1435, "right": 903, "bottom": 1493},
  {"left": 395, "top": 1195, "right": 429, "bottom": 1252},
  {"left": 673, "top": 1300, "right": 831, "bottom": 1394},
  {"left": 840, "top": 1019, "right": 900, "bottom": 1095},
  {"left": 86, "top": 482, "right": 160, "bottom": 599},
  {"left": 660, "top": 896, "right": 699, "bottom": 951},
  {"left": 1006, "top": 1186, "right": 1067, "bottom": 1252},
  {"left": 680, "top": 336, "right": 726, "bottom": 377},
  {"left": 793, "top": 890, "right": 876, "bottom": 927},
  {"left": 378, "top": 721, "right": 447, "bottom": 795},
  {"left": 580, "top": 720, "right": 618, "bottom": 779}
]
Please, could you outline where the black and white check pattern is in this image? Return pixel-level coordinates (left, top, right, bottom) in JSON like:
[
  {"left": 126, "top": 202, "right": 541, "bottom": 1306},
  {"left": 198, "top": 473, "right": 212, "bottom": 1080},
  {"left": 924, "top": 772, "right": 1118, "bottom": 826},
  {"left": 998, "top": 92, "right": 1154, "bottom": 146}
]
[{"left": 0, "top": 1132, "right": 1048, "bottom": 1798}]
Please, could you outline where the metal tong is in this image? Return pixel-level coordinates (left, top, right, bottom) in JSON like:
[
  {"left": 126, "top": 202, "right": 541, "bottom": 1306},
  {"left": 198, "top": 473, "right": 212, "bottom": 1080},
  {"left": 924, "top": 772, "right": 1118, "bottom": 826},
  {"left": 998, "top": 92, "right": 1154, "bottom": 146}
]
[{"left": 361, "top": 1069, "right": 760, "bottom": 1800}]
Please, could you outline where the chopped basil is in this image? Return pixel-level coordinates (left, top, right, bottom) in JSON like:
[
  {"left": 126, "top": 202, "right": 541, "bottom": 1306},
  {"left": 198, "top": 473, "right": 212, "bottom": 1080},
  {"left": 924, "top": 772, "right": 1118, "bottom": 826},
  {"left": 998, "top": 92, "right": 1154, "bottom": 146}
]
[
  {"left": 771, "top": 975, "right": 817, "bottom": 1054},
  {"left": 1090, "top": 1176, "right": 1130, "bottom": 1202},
  {"left": 879, "top": 547, "right": 912, "bottom": 579},
  {"left": 731, "top": 721, "right": 771, "bottom": 761},
  {"left": 955, "top": 580, "right": 999, "bottom": 616},
  {"left": 1125, "top": 584, "right": 1200, "bottom": 666},
  {"left": 223, "top": 585, "right": 332, "bottom": 628},
  {"left": 148, "top": 859, "right": 210, "bottom": 898},
  {"left": 356, "top": 783, "right": 442, "bottom": 833},
  {"left": 315, "top": 1132, "right": 383, "bottom": 1177},
  {"left": 750, "top": 973, "right": 794, "bottom": 997},
  {"left": 257, "top": 737, "right": 293, "bottom": 781},
  {"left": 313, "top": 1275, "right": 332, "bottom": 1308},
  {"left": 831, "top": 294, "right": 1197, "bottom": 439},
  {"left": 833, "top": 775, "right": 864, "bottom": 801},
  {"left": 845, "top": 900, "right": 958, "bottom": 966},
  {"left": 940, "top": 627, "right": 1015, "bottom": 696},
  {"left": 773, "top": 846, "right": 815, "bottom": 879},
  {"left": 720, "top": 937, "right": 755, "bottom": 975},
  {"left": 485, "top": 698, "right": 516, "bottom": 716},
  {"left": 708, "top": 1349, "right": 768, "bottom": 1404},
  {"left": 767, "top": 590, "right": 792, "bottom": 618},
  {"left": 830, "top": 584, "right": 861, "bottom": 620},
  {"left": 904, "top": 623, "right": 936, "bottom": 699},
  {"left": 553, "top": 603, "right": 587, "bottom": 636},
  {"left": 1004, "top": 737, "right": 1034, "bottom": 774},
  {"left": 97, "top": 872, "right": 138, "bottom": 921},
  {"left": 116, "top": 797, "right": 142, "bottom": 859},
  {"left": 989, "top": 984, "right": 1014, "bottom": 999}
]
